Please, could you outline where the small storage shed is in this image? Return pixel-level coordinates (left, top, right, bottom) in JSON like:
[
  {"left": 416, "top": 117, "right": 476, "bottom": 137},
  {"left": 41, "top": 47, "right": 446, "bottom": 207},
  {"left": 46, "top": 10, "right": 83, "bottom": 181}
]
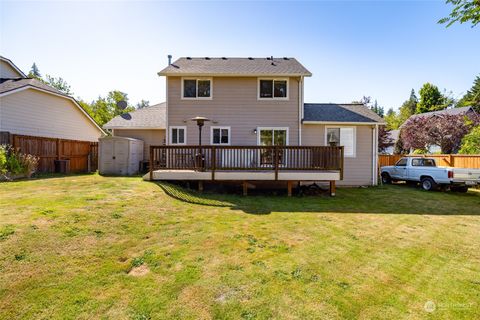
[{"left": 99, "top": 136, "right": 144, "bottom": 175}]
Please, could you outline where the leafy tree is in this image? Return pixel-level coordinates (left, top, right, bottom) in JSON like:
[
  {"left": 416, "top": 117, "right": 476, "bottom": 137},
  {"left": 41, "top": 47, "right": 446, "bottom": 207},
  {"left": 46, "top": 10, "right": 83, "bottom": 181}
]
[
  {"left": 80, "top": 90, "right": 136, "bottom": 126},
  {"left": 44, "top": 75, "right": 73, "bottom": 95},
  {"left": 378, "top": 126, "right": 394, "bottom": 153},
  {"left": 393, "top": 134, "right": 408, "bottom": 154},
  {"left": 438, "top": 0, "right": 480, "bottom": 28},
  {"left": 384, "top": 108, "right": 400, "bottom": 130},
  {"left": 136, "top": 100, "right": 150, "bottom": 109},
  {"left": 417, "top": 83, "right": 448, "bottom": 113},
  {"left": 28, "top": 63, "right": 41, "bottom": 79},
  {"left": 459, "top": 126, "right": 480, "bottom": 153},
  {"left": 370, "top": 100, "right": 385, "bottom": 117},
  {"left": 402, "top": 113, "right": 479, "bottom": 153},
  {"left": 458, "top": 75, "right": 480, "bottom": 112}
]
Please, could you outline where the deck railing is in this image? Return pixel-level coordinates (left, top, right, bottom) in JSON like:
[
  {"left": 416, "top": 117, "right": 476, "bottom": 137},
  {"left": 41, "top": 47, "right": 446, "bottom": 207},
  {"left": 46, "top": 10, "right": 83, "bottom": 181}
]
[{"left": 150, "top": 145, "right": 344, "bottom": 181}]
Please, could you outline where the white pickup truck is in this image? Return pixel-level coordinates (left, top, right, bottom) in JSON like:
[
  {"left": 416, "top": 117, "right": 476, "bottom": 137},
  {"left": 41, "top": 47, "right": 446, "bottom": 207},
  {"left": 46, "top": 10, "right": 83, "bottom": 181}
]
[{"left": 380, "top": 157, "right": 480, "bottom": 192}]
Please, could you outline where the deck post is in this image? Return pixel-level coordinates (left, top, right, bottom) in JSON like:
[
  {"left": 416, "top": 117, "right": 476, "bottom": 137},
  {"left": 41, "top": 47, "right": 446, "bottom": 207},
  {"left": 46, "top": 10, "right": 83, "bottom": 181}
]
[
  {"left": 274, "top": 146, "right": 279, "bottom": 181},
  {"left": 149, "top": 146, "right": 153, "bottom": 181},
  {"left": 287, "top": 181, "right": 293, "bottom": 197},
  {"left": 243, "top": 181, "right": 248, "bottom": 196},
  {"left": 340, "top": 146, "right": 344, "bottom": 181},
  {"left": 211, "top": 146, "right": 216, "bottom": 180},
  {"left": 198, "top": 181, "right": 204, "bottom": 192},
  {"left": 329, "top": 181, "right": 336, "bottom": 197}
]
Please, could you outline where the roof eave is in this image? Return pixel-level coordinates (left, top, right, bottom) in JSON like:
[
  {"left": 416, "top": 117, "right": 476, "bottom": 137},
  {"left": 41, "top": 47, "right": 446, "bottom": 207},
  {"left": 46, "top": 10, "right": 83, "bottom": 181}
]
[
  {"left": 302, "top": 120, "right": 386, "bottom": 125},
  {"left": 157, "top": 72, "right": 312, "bottom": 77}
]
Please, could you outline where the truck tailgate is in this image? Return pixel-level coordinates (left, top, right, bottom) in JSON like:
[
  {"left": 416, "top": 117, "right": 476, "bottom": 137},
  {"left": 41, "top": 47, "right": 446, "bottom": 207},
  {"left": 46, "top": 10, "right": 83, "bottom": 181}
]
[{"left": 452, "top": 168, "right": 480, "bottom": 182}]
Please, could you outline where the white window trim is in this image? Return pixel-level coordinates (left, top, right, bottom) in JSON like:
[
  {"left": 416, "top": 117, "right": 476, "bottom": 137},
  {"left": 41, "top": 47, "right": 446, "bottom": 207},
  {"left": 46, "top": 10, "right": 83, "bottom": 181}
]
[
  {"left": 210, "top": 126, "right": 231, "bottom": 145},
  {"left": 324, "top": 126, "right": 356, "bottom": 158},
  {"left": 257, "top": 78, "right": 289, "bottom": 101},
  {"left": 256, "top": 127, "right": 289, "bottom": 146},
  {"left": 181, "top": 77, "right": 213, "bottom": 100},
  {"left": 169, "top": 126, "right": 187, "bottom": 145}
]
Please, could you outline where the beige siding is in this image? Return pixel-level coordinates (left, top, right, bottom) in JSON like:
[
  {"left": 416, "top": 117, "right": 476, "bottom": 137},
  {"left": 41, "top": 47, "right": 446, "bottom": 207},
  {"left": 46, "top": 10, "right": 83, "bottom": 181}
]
[
  {"left": 302, "top": 124, "right": 374, "bottom": 186},
  {"left": 167, "top": 77, "right": 300, "bottom": 146},
  {"left": 113, "top": 129, "right": 166, "bottom": 159},
  {"left": 0, "top": 60, "right": 22, "bottom": 78},
  {"left": 0, "top": 89, "right": 102, "bottom": 142}
]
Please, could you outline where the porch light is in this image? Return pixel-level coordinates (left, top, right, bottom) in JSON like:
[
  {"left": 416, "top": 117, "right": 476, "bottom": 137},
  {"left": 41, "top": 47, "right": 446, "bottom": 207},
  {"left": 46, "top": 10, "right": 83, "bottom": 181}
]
[{"left": 253, "top": 128, "right": 257, "bottom": 134}]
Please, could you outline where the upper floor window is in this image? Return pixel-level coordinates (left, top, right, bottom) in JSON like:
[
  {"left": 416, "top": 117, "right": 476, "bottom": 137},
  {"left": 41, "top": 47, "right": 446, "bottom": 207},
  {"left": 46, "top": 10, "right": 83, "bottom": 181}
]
[
  {"left": 258, "top": 79, "right": 288, "bottom": 99},
  {"left": 182, "top": 78, "right": 212, "bottom": 99}
]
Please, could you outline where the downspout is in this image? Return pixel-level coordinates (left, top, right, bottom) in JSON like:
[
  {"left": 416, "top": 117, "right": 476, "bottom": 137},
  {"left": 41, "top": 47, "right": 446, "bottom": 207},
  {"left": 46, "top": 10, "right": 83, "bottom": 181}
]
[
  {"left": 165, "top": 76, "right": 169, "bottom": 145},
  {"left": 371, "top": 124, "right": 379, "bottom": 185},
  {"left": 375, "top": 124, "right": 379, "bottom": 185},
  {"left": 298, "top": 76, "right": 303, "bottom": 146}
]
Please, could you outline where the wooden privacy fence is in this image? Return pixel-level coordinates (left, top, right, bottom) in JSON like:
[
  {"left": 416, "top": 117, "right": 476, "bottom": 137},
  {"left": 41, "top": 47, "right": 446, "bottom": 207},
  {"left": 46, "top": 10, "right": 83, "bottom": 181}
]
[
  {"left": 150, "top": 145, "right": 344, "bottom": 181},
  {"left": 379, "top": 154, "right": 480, "bottom": 169},
  {"left": 1, "top": 132, "right": 98, "bottom": 173}
]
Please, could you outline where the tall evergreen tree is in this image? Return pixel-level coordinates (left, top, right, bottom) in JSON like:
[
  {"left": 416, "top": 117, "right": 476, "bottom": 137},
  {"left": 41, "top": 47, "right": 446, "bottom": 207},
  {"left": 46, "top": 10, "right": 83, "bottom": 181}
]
[
  {"left": 28, "top": 63, "right": 41, "bottom": 79},
  {"left": 417, "top": 83, "right": 447, "bottom": 113},
  {"left": 458, "top": 75, "right": 480, "bottom": 113}
]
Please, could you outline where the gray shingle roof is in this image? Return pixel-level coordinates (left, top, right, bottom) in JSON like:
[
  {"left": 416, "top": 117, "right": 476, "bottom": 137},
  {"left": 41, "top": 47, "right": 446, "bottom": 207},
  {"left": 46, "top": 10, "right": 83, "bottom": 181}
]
[
  {"left": 303, "top": 103, "right": 385, "bottom": 123},
  {"left": 408, "top": 106, "right": 475, "bottom": 119},
  {"left": 159, "top": 57, "right": 312, "bottom": 76},
  {"left": 0, "top": 78, "right": 66, "bottom": 96},
  {"left": 103, "top": 103, "right": 166, "bottom": 129}
]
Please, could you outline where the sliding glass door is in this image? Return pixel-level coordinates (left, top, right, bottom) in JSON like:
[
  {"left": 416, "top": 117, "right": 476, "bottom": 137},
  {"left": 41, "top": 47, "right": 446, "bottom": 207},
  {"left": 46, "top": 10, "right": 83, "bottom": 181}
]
[{"left": 258, "top": 128, "right": 287, "bottom": 165}]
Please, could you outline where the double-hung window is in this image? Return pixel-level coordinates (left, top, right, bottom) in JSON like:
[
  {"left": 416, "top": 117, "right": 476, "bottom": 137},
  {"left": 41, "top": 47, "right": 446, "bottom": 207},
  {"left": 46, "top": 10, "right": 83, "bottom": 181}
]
[
  {"left": 182, "top": 78, "right": 212, "bottom": 99},
  {"left": 326, "top": 127, "right": 356, "bottom": 157},
  {"left": 258, "top": 79, "right": 288, "bottom": 99},
  {"left": 211, "top": 127, "right": 230, "bottom": 145},
  {"left": 170, "top": 126, "right": 186, "bottom": 145}
]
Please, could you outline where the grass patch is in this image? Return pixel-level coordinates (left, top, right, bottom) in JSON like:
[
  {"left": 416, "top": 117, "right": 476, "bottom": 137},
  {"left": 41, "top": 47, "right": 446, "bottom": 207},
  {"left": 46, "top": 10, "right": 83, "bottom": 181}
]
[{"left": 0, "top": 174, "right": 479, "bottom": 319}]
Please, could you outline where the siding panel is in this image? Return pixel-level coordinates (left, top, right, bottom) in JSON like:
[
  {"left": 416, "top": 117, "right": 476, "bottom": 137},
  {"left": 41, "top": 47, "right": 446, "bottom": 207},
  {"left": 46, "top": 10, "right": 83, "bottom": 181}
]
[
  {"left": 0, "top": 60, "right": 22, "bottom": 78},
  {"left": 167, "top": 77, "right": 300, "bottom": 146},
  {"left": 302, "top": 124, "right": 374, "bottom": 186},
  {"left": 0, "top": 89, "right": 102, "bottom": 142},
  {"left": 113, "top": 129, "right": 166, "bottom": 159}
]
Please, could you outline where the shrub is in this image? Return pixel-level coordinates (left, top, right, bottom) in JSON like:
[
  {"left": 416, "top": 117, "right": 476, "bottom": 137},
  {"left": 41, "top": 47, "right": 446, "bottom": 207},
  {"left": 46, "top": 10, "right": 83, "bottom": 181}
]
[
  {"left": 0, "top": 145, "right": 40, "bottom": 178},
  {"left": 459, "top": 126, "right": 480, "bottom": 154}
]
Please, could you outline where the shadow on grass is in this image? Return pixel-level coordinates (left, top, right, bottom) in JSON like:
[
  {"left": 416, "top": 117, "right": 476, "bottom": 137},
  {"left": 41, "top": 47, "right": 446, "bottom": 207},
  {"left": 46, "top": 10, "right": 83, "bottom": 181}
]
[{"left": 152, "top": 181, "right": 480, "bottom": 216}]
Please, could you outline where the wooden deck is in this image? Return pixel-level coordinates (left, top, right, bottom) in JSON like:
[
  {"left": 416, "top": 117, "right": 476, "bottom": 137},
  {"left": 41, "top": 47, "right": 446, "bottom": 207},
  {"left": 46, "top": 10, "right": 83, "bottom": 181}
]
[{"left": 146, "top": 145, "right": 344, "bottom": 196}]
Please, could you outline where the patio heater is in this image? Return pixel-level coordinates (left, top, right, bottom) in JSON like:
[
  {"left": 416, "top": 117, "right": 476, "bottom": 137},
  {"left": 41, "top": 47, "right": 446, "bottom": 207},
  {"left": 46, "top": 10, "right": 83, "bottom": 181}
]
[{"left": 191, "top": 116, "right": 210, "bottom": 171}]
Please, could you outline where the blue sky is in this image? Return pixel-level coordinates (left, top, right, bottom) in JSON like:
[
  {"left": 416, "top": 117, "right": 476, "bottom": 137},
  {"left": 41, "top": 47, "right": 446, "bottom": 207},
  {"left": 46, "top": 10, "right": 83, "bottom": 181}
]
[{"left": 1, "top": 1, "right": 478, "bottom": 110}]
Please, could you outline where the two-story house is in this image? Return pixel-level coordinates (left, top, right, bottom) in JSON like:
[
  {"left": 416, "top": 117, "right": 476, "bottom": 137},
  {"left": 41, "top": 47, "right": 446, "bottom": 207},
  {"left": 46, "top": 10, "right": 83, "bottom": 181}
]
[{"left": 108, "top": 56, "right": 383, "bottom": 192}]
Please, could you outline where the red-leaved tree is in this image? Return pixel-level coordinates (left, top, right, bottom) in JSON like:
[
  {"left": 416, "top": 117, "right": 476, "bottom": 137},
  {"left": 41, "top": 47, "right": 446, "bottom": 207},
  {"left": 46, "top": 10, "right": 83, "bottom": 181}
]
[
  {"left": 401, "top": 113, "right": 479, "bottom": 154},
  {"left": 378, "top": 126, "right": 394, "bottom": 153}
]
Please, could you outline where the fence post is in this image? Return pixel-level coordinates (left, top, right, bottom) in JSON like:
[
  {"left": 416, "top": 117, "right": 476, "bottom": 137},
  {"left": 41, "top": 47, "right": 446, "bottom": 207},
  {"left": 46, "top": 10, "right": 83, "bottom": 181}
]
[
  {"left": 56, "top": 138, "right": 61, "bottom": 160},
  {"left": 340, "top": 146, "right": 344, "bottom": 180}
]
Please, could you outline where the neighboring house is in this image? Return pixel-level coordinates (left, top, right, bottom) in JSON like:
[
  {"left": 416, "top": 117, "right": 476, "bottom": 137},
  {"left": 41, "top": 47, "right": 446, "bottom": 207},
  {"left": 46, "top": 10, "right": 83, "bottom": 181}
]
[
  {"left": 147, "top": 56, "right": 384, "bottom": 186},
  {"left": 104, "top": 102, "right": 166, "bottom": 159},
  {"left": 384, "top": 129, "right": 399, "bottom": 155},
  {"left": 0, "top": 56, "right": 104, "bottom": 142},
  {"left": 400, "top": 106, "right": 477, "bottom": 153}
]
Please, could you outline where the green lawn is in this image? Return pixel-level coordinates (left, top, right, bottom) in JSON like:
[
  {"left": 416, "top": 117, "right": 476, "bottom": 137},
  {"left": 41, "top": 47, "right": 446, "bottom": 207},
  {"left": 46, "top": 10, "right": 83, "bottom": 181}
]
[{"left": 1, "top": 175, "right": 479, "bottom": 320}]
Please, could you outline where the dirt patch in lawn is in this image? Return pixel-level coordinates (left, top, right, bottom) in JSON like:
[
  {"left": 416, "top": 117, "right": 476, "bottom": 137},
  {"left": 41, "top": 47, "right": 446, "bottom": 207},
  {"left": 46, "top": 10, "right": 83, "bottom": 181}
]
[{"left": 128, "top": 265, "right": 150, "bottom": 276}]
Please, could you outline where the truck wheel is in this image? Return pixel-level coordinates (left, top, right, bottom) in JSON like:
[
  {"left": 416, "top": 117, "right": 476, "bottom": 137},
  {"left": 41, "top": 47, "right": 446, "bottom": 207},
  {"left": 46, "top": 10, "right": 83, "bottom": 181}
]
[
  {"left": 421, "top": 177, "right": 437, "bottom": 191},
  {"left": 381, "top": 173, "right": 392, "bottom": 184}
]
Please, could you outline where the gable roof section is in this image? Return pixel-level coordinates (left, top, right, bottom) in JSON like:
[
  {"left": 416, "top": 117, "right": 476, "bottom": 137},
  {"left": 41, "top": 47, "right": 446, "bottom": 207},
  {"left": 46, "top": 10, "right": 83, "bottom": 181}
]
[
  {"left": 303, "top": 103, "right": 385, "bottom": 124},
  {"left": 159, "top": 57, "right": 312, "bottom": 77},
  {"left": 408, "top": 106, "right": 475, "bottom": 120},
  {"left": 0, "top": 55, "right": 27, "bottom": 78},
  {"left": 103, "top": 103, "right": 166, "bottom": 129},
  {"left": 0, "top": 78, "right": 105, "bottom": 135}
]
